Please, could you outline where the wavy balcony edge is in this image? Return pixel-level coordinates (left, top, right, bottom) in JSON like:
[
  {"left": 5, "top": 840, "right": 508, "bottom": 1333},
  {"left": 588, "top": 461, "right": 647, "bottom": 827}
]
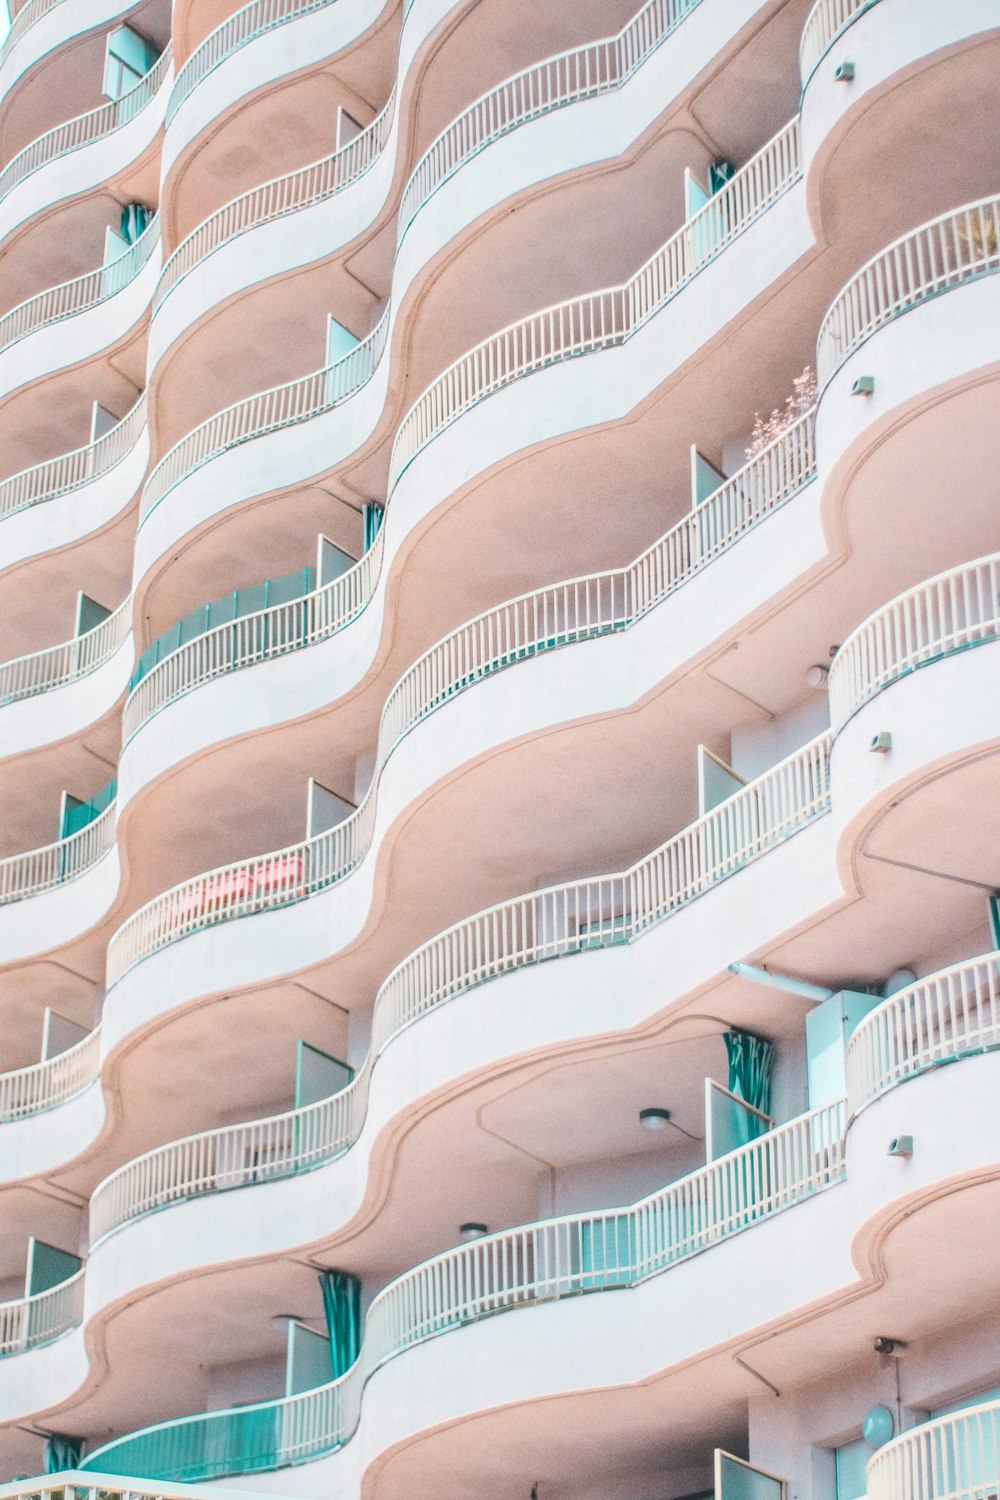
[{"left": 80, "top": 1098, "right": 848, "bottom": 1481}]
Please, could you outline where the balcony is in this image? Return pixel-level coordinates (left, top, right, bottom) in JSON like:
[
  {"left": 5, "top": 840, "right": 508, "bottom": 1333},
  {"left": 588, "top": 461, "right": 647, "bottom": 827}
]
[
  {"left": 866, "top": 1396, "right": 1000, "bottom": 1500},
  {"left": 846, "top": 953, "right": 1000, "bottom": 1116},
  {"left": 829, "top": 552, "right": 1000, "bottom": 730}
]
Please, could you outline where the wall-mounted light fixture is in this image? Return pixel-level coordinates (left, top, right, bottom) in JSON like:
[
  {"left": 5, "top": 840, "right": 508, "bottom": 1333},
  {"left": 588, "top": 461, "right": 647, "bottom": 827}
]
[
  {"left": 459, "top": 1222, "right": 489, "bottom": 1242},
  {"left": 805, "top": 664, "right": 829, "bottom": 689},
  {"left": 639, "top": 1107, "right": 672, "bottom": 1132}
]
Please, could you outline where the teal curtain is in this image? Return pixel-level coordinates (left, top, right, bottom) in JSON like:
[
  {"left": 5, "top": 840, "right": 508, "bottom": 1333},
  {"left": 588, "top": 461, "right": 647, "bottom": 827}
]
[
  {"left": 45, "top": 1434, "right": 83, "bottom": 1472},
  {"left": 120, "top": 203, "right": 152, "bottom": 244},
  {"left": 363, "top": 504, "right": 383, "bottom": 553},
  {"left": 724, "top": 1030, "right": 774, "bottom": 1115},
  {"left": 319, "top": 1271, "right": 361, "bottom": 1378}
]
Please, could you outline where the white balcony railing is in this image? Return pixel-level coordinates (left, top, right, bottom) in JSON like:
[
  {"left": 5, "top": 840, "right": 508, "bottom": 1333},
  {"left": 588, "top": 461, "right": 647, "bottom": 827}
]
[
  {"left": 95, "top": 731, "right": 831, "bottom": 1238},
  {"left": 829, "top": 552, "right": 1000, "bottom": 729},
  {"left": 0, "top": 1269, "right": 84, "bottom": 1356},
  {"left": 142, "top": 116, "right": 800, "bottom": 527},
  {"left": 397, "top": 0, "right": 705, "bottom": 241},
  {"left": 0, "top": 47, "right": 171, "bottom": 212},
  {"left": 126, "top": 408, "right": 814, "bottom": 745},
  {"left": 0, "top": 801, "right": 117, "bottom": 905},
  {"left": 139, "top": 311, "right": 390, "bottom": 523},
  {"left": 0, "top": 597, "right": 131, "bottom": 707},
  {"left": 391, "top": 116, "right": 801, "bottom": 485},
  {"left": 817, "top": 194, "right": 1000, "bottom": 387},
  {"left": 0, "top": 1027, "right": 101, "bottom": 1123},
  {"left": 799, "top": 0, "right": 878, "bottom": 85},
  {"left": 156, "top": 82, "right": 396, "bottom": 311},
  {"left": 846, "top": 953, "right": 1000, "bottom": 1115},
  {"left": 0, "top": 1475, "right": 233, "bottom": 1500},
  {"left": 0, "top": 212, "right": 159, "bottom": 357},
  {"left": 83, "top": 1099, "right": 845, "bottom": 1479},
  {"left": 866, "top": 1397, "right": 1000, "bottom": 1500},
  {"left": 0, "top": 395, "right": 147, "bottom": 524},
  {"left": 168, "top": 0, "right": 336, "bottom": 126}
]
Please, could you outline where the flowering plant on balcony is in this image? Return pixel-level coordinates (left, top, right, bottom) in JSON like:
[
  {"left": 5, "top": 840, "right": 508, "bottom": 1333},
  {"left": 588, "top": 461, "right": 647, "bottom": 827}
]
[{"left": 745, "top": 365, "right": 817, "bottom": 459}]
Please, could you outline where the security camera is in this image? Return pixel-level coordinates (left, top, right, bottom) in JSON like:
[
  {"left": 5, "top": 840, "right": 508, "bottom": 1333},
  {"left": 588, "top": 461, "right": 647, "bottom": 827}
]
[{"left": 874, "top": 1336, "right": 906, "bottom": 1356}]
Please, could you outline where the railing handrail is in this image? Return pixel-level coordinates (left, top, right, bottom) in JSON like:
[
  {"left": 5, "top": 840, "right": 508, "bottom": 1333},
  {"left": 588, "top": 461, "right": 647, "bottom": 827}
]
[
  {"left": 865, "top": 1394, "right": 1000, "bottom": 1500},
  {"left": 0, "top": 1266, "right": 85, "bottom": 1357},
  {"left": 0, "top": 210, "right": 159, "bottom": 357},
  {"left": 816, "top": 192, "right": 1000, "bottom": 386},
  {"left": 0, "top": 393, "right": 148, "bottom": 523},
  {"left": 0, "top": 1026, "right": 101, "bottom": 1123},
  {"left": 94, "top": 727, "right": 832, "bottom": 1240},
  {"left": 83, "top": 1097, "right": 846, "bottom": 1478},
  {"left": 0, "top": 798, "right": 117, "bottom": 905},
  {"left": 124, "top": 408, "right": 815, "bottom": 745},
  {"left": 0, "top": 596, "right": 132, "bottom": 707},
  {"left": 846, "top": 951, "right": 1000, "bottom": 1115},
  {"left": 828, "top": 550, "right": 1000, "bottom": 729},
  {"left": 0, "top": 45, "right": 172, "bottom": 209},
  {"left": 389, "top": 116, "right": 801, "bottom": 485}
]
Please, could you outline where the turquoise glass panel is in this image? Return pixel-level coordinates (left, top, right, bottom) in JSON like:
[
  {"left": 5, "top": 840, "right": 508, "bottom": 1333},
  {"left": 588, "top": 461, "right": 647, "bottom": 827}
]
[
  {"left": 286, "top": 1323, "right": 331, "bottom": 1396},
  {"left": 718, "top": 1453, "right": 784, "bottom": 1500},
  {"left": 61, "top": 778, "right": 116, "bottom": 839},
  {"left": 131, "top": 567, "right": 316, "bottom": 689},
  {"left": 580, "top": 1215, "right": 634, "bottom": 1289}
]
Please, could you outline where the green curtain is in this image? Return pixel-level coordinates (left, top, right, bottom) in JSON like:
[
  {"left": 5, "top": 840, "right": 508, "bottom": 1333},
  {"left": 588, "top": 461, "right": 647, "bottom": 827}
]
[
  {"left": 319, "top": 1271, "right": 361, "bottom": 1379},
  {"left": 724, "top": 1030, "right": 774, "bottom": 1115},
  {"left": 45, "top": 1434, "right": 83, "bottom": 1472},
  {"left": 363, "top": 504, "right": 383, "bottom": 553},
  {"left": 120, "top": 203, "right": 152, "bottom": 244}
]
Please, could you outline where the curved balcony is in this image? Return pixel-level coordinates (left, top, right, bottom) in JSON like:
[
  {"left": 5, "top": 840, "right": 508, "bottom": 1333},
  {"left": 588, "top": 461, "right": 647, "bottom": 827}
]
[
  {"left": 140, "top": 311, "right": 388, "bottom": 525},
  {"left": 156, "top": 0, "right": 706, "bottom": 322},
  {"left": 0, "top": 798, "right": 116, "bottom": 906},
  {"left": 829, "top": 552, "right": 1000, "bottom": 730},
  {"left": 846, "top": 953, "right": 1000, "bottom": 1116},
  {"left": 390, "top": 116, "right": 800, "bottom": 485},
  {"left": 0, "top": 216, "right": 159, "bottom": 416},
  {"left": 0, "top": 1026, "right": 100, "bottom": 1123},
  {"left": 0, "top": 47, "right": 171, "bottom": 232},
  {"left": 95, "top": 731, "right": 831, "bottom": 1245},
  {"left": 127, "top": 407, "right": 813, "bottom": 750},
  {"left": 82, "top": 1097, "right": 845, "bottom": 1480},
  {"left": 866, "top": 1397, "right": 1000, "bottom": 1500},
  {"left": 799, "top": 0, "right": 877, "bottom": 85},
  {"left": 0, "top": 597, "right": 130, "bottom": 710},
  {"left": 141, "top": 114, "right": 800, "bottom": 541},
  {"left": 0, "top": 1269, "right": 84, "bottom": 1358},
  {"left": 817, "top": 195, "right": 1000, "bottom": 389},
  {"left": 0, "top": 396, "right": 146, "bottom": 532}
]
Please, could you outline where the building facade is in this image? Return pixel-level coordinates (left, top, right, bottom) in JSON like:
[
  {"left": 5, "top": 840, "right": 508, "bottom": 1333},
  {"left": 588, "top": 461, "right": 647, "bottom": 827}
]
[{"left": 0, "top": 0, "right": 998, "bottom": 1497}]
